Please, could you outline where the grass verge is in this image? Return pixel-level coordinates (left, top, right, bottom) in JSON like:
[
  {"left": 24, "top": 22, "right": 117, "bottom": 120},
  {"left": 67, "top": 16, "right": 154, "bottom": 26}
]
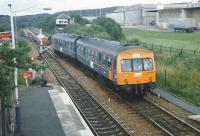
[{"left": 124, "top": 28, "right": 200, "bottom": 106}]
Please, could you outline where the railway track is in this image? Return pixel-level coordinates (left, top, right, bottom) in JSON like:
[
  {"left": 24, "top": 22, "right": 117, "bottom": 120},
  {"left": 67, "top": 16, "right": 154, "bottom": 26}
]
[
  {"left": 26, "top": 30, "right": 200, "bottom": 136},
  {"left": 43, "top": 52, "right": 133, "bottom": 136},
  {"left": 132, "top": 97, "right": 200, "bottom": 136},
  {"left": 53, "top": 52, "right": 200, "bottom": 136},
  {"left": 43, "top": 49, "right": 200, "bottom": 136}
]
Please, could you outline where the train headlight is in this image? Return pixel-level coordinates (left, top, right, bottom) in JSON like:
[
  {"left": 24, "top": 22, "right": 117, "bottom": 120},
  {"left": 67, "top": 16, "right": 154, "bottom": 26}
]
[{"left": 134, "top": 73, "right": 142, "bottom": 77}]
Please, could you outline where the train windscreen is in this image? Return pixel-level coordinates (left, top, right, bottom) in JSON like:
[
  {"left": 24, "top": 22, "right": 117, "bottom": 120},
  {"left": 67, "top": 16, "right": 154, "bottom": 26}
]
[{"left": 121, "top": 58, "right": 153, "bottom": 72}]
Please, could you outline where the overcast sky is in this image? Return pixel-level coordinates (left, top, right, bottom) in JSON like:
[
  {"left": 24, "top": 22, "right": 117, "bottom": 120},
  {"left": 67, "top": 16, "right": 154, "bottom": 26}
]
[{"left": 0, "top": 0, "right": 193, "bottom": 15}]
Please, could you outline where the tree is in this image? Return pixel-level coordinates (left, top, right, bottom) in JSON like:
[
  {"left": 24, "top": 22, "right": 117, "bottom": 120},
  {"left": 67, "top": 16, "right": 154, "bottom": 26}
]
[
  {"left": 0, "top": 26, "right": 4, "bottom": 32},
  {"left": 69, "top": 14, "right": 89, "bottom": 25},
  {"left": 0, "top": 40, "right": 39, "bottom": 96},
  {"left": 0, "top": 15, "right": 10, "bottom": 31},
  {"left": 93, "top": 17, "right": 124, "bottom": 41},
  {"left": 41, "top": 15, "right": 56, "bottom": 33},
  {"left": 64, "top": 24, "right": 93, "bottom": 36}
]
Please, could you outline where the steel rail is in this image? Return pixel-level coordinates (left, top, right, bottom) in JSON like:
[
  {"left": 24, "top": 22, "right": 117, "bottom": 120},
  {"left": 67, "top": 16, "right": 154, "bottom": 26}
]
[
  {"left": 132, "top": 96, "right": 200, "bottom": 136},
  {"left": 42, "top": 51, "right": 134, "bottom": 136}
]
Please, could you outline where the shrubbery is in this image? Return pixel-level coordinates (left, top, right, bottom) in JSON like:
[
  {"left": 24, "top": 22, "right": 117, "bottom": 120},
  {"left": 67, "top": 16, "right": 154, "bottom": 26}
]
[
  {"left": 125, "top": 28, "right": 200, "bottom": 106},
  {"left": 92, "top": 17, "right": 124, "bottom": 40},
  {"left": 64, "top": 17, "right": 124, "bottom": 41},
  {"left": 64, "top": 24, "right": 93, "bottom": 36},
  {"left": 0, "top": 39, "right": 40, "bottom": 96},
  {"left": 156, "top": 54, "right": 200, "bottom": 106}
]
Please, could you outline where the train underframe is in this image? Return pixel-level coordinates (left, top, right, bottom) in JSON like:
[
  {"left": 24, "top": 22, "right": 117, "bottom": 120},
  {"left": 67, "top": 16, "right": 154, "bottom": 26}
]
[{"left": 119, "top": 83, "right": 156, "bottom": 98}]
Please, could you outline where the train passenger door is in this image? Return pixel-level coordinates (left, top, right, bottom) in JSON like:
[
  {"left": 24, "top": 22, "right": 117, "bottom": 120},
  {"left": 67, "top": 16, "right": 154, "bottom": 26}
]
[
  {"left": 74, "top": 37, "right": 81, "bottom": 59},
  {"left": 113, "top": 57, "right": 117, "bottom": 82}
]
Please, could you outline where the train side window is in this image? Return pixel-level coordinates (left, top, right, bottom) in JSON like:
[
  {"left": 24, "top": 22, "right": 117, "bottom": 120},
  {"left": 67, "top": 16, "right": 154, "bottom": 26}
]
[
  {"left": 71, "top": 43, "right": 73, "bottom": 50},
  {"left": 95, "top": 51, "right": 98, "bottom": 61},
  {"left": 98, "top": 52, "right": 102, "bottom": 64},
  {"left": 77, "top": 44, "right": 80, "bottom": 54},
  {"left": 108, "top": 56, "right": 112, "bottom": 68},
  {"left": 88, "top": 48, "right": 91, "bottom": 58},
  {"left": 113, "top": 58, "right": 117, "bottom": 79},
  {"left": 61, "top": 40, "right": 65, "bottom": 46},
  {"left": 90, "top": 49, "right": 93, "bottom": 59},
  {"left": 104, "top": 55, "right": 107, "bottom": 66},
  {"left": 98, "top": 53, "right": 102, "bottom": 61},
  {"left": 90, "top": 50, "right": 93, "bottom": 60},
  {"left": 80, "top": 46, "right": 83, "bottom": 55},
  {"left": 83, "top": 47, "right": 86, "bottom": 56}
]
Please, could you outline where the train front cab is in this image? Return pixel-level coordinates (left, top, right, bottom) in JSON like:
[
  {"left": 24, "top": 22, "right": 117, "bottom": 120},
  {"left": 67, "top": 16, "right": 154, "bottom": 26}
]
[{"left": 115, "top": 48, "right": 156, "bottom": 96}]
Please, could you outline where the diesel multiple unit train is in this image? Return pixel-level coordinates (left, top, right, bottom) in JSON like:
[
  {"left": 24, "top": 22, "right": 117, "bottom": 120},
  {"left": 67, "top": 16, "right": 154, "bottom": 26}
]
[{"left": 52, "top": 33, "right": 156, "bottom": 97}]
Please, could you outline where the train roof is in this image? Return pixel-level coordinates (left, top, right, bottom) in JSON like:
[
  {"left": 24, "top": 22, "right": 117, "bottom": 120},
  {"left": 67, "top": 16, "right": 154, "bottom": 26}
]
[
  {"left": 52, "top": 33, "right": 79, "bottom": 42},
  {"left": 53, "top": 33, "right": 152, "bottom": 56},
  {"left": 77, "top": 37, "right": 148, "bottom": 56},
  {"left": 77, "top": 36, "right": 122, "bottom": 55}
]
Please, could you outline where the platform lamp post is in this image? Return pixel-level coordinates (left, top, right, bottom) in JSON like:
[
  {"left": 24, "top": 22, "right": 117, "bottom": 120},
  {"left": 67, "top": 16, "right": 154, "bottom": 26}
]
[{"left": 8, "top": 4, "right": 51, "bottom": 133}]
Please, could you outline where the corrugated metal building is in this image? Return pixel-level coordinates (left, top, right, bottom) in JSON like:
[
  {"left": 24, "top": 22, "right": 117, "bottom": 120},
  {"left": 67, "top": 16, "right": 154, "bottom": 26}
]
[
  {"left": 106, "top": 4, "right": 157, "bottom": 26},
  {"left": 157, "top": 2, "right": 200, "bottom": 29}
]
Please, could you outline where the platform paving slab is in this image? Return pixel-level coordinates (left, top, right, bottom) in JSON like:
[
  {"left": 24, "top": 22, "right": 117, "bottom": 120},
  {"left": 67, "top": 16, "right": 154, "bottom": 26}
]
[
  {"left": 19, "top": 86, "right": 65, "bottom": 136},
  {"left": 188, "top": 115, "right": 200, "bottom": 123},
  {"left": 151, "top": 89, "right": 200, "bottom": 115},
  {"left": 48, "top": 86, "right": 94, "bottom": 136},
  {"left": 19, "top": 86, "right": 93, "bottom": 136}
]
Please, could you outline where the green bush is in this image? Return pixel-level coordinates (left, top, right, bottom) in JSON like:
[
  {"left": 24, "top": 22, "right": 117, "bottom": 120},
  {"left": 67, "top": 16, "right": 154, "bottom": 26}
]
[
  {"left": 93, "top": 32, "right": 112, "bottom": 40},
  {"left": 64, "top": 17, "right": 124, "bottom": 41},
  {"left": 93, "top": 17, "right": 124, "bottom": 40},
  {"left": 155, "top": 53, "right": 200, "bottom": 106},
  {"left": 0, "top": 40, "right": 42, "bottom": 96},
  {"left": 64, "top": 24, "right": 93, "bottom": 36}
]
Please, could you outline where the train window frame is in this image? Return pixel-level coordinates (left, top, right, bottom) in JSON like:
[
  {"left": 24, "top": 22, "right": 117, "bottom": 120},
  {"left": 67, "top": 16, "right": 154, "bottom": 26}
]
[
  {"left": 143, "top": 58, "right": 153, "bottom": 71},
  {"left": 98, "top": 52, "right": 102, "bottom": 61},
  {"left": 121, "top": 58, "right": 153, "bottom": 72},
  {"left": 121, "top": 59, "right": 132, "bottom": 72},
  {"left": 83, "top": 47, "right": 86, "bottom": 55},
  {"left": 108, "top": 56, "right": 112, "bottom": 68},
  {"left": 132, "top": 59, "right": 143, "bottom": 72},
  {"left": 94, "top": 50, "right": 98, "bottom": 61}
]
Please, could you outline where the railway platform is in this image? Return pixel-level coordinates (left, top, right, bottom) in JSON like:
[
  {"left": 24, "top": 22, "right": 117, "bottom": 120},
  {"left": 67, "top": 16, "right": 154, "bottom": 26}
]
[
  {"left": 151, "top": 89, "right": 200, "bottom": 115},
  {"left": 18, "top": 85, "right": 93, "bottom": 136}
]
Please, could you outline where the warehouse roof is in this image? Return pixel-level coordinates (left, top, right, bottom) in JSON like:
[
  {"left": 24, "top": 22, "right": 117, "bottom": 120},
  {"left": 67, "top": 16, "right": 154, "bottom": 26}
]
[
  {"left": 56, "top": 14, "right": 71, "bottom": 19},
  {"left": 114, "top": 4, "right": 156, "bottom": 12}
]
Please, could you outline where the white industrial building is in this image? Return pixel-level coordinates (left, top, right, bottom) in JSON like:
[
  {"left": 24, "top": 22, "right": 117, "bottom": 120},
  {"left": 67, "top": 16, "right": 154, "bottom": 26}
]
[
  {"left": 82, "top": 16, "right": 98, "bottom": 22},
  {"left": 56, "top": 14, "right": 74, "bottom": 26},
  {"left": 156, "top": 2, "right": 200, "bottom": 29},
  {"left": 106, "top": 4, "right": 157, "bottom": 26}
]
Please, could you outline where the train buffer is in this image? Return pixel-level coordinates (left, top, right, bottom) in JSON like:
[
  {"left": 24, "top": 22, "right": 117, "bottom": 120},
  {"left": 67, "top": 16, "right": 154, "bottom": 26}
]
[{"left": 19, "top": 84, "right": 94, "bottom": 136}]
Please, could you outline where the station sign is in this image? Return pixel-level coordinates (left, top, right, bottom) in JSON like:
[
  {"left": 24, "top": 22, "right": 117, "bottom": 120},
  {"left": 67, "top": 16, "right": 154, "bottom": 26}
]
[
  {"left": 0, "top": 32, "right": 10, "bottom": 41},
  {"left": 40, "top": 38, "right": 49, "bottom": 46},
  {"left": 31, "top": 55, "right": 40, "bottom": 61},
  {"left": 23, "top": 71, "right": 33, "bottom": 79}
]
